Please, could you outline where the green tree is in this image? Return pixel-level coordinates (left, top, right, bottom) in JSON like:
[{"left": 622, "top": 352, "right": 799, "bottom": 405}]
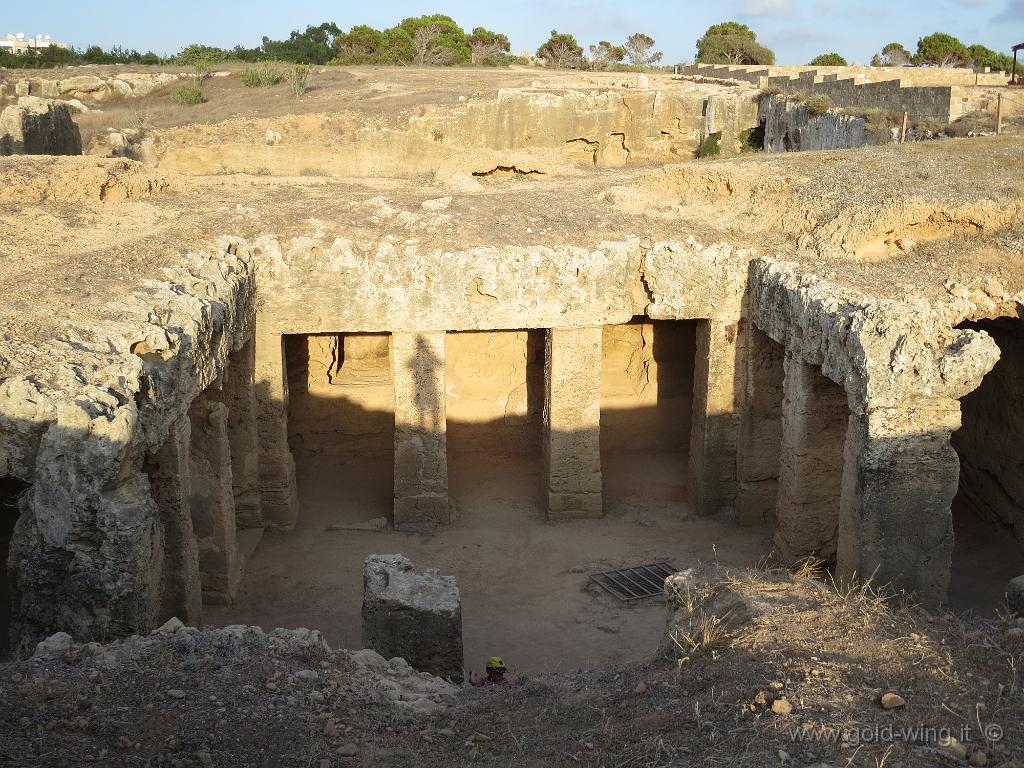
[
  {"left": 398, "top": 15, "right": 469, "bottom": 65},
  {"left": 537, "top": 30, "right": 583, "bottom": 68},
  {"left": 880, "top": 42, "right": 911, "bottom": 66},
  {"left": 466, "top": 27, "right": 510, "bottom": 65},
  {"left": 623, "top": 32, "right": 663, "bottom": 68},
  {"left": 808, "top": 52, "right": 847, "bottom": 66},
  {"left": 696, "top": 22, "right": 775, "bottom": 65},
  {"left": 262, "top": 22, "right": 340, "bottom": 64},
  {"left": 967, "top": 43, "right": 1013, "bottom": 73},
  {"left": 176, "top": 44, "right": 228, "bottom": 81},
  {"left": 914, "top": 33, "right": 969, "bottom": 67},
  {"left": 334, "top": 25, "right": 383, "bottom": 62},
  {"left": 375, "top": 27, "right": 415, "bottom": 64},
  {"left": 588, "top": 41, "right": 625, "bottom": 70}
]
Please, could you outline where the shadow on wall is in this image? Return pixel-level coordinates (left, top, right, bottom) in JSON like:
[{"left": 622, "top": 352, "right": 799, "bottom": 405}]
[{"left": 0, "top": 476, "right": 29, "bottom": 659}]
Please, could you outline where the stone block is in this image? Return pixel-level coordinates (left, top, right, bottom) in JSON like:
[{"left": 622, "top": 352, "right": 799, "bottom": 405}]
[{"left": 361, "top": 554, "right": 463, "bottom": 683}]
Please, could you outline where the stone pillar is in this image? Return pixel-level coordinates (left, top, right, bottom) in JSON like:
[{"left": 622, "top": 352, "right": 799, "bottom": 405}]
[
  {"left": 255, "top": 331, "right": 299, "bottom": 531},
  {"left": 544, "top": 327, "right": 602, "bottom": 520},
  {"left": 837, "top": 401, "right": 961, "bottom": 605},
  {"left": 189, "top": 398, "right": 242, "bottom": 604},
  {"left": 688, "top": 319, "right": 742, "bottom": 517},
  {"left": 775, "top": 355, "right": 848, "bottom": 563},
  {"left": 146, "top": 414, "right": 202, "bottom": 625},
  {"left": 391, "top": 332, "right": 449, "bottom": 528},
  {"left": 736, "top": 327, "right": 785, "bottom": 525},
  {"left": 210, "top": 339, "right": 262, "bottom": 530}
]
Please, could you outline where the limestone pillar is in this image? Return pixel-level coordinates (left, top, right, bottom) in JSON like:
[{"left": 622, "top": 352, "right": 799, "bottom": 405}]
[
  {"left": 736, "top": 327, "right": 785, "bottom": 525},
  {"left": 688, "top": 319, "right": 742, "bottom": 517},
  {"left": 146, "top": 414, "right": 202, "bottom": 625},
  {"left": 210, "top": 339, "right": 262, "bottom": 529},
  {"left": 837, "top": 401, "right": 961, "bottom": 605},
  {"left": 391, "top": 332, "right": 450, "bottom": 528},
  {"left": 775, "top": 356, "right": 849, "bottom": 562},
  {"left": 189, "top": 398, "right": 242, "bottom": 604},
  {"left": 544, "top": 327, "right": 602, "bottom": 520},
  {"left": 255, "top": 331, "right": 299, "bottom": 531}
]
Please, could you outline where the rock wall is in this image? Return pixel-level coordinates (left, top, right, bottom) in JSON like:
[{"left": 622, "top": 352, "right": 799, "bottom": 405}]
[
  {"left": 2, "top": 240, "right": 255, "bottom": 650},
  {"left": 138, "top": 87, "right": 760, "bottom": 178},
  {"left": 760, "top": 95, "right": 881, "bottom": 152},
  {"left": 600, "top": 320, "right": 696, "bottom": 453},
  {"left": 953, "top": 318, "right": 1024, "bottom": 548},
  {"left": 0, "top": 97, "right": 81, "bottom": 156},
  {"left": 17, "top": 72, "right": 188, "bottom": 101}
]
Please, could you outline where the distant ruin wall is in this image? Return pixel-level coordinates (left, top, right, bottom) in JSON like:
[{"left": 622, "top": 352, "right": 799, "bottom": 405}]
[{"left": 680, "top": 63, "right": 1009, "bottom": 88}]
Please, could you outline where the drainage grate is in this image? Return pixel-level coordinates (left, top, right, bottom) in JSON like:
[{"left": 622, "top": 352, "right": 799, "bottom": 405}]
[{"left": 589, "top": 562, "right": 678, "bottom": 602}]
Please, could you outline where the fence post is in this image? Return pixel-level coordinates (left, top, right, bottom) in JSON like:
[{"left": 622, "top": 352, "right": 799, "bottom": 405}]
[
  {"left": 997, "top": 94, "right": 1004, "bottom": 135},
  {"left": 900, "top": 111, "right": 909, "bottom": 143}
]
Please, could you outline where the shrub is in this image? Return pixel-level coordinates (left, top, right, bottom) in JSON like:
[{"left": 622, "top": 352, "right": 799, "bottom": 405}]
[
  {"left": 802, "top": 94, "right": 834, "bottom": 117},
  {"left": 739, "top": 124, "right": 765, "bottom": 153},
  {"left": 808, "top": 52, "right": 848, "bottom": 66},
  {"left": 286, "top": 64, "right": 311, "bottom": 97},
  {"left": 946, "top": 111, "right": 996, "bottom": 138},
  {"left": 173, "top": 83, "right": 205, "bottom": 105},
  {"left": 696, "top": 132, "right": 722, "bottom": 158},
  {"left": 913, "top": 117, "right": 946, "bottom": 138},
  {"left": 242, "top": 65, "right": 284, "bottom": 88}
]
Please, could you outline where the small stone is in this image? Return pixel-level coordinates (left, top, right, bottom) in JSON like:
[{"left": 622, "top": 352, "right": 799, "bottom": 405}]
[
  {"left": 771, "top": 699, "right": 793, "bottom": 716},
  {"left": 166, "top": 689, "right": 186, "bottom": 699},
  {"left": 438, "top": 728, "right": 455, "bottom": 737},
  {"left": 1006, "top": 627, "right": 1024, "bottom": 642},
  {"left": 421, "top": 196, "right": 453, "bottom": 212},
  {"left": 320, "top": 760, "right": 331, "bottom": 768},
  {"left": 778, "top": 749, "right": 789, "bottom": 761},
  {"left": 324, "top": 720, "right": 338, "bottom": 738},
  {"left": 196, "top": 751, "right": 214, "bottom": 767},
  {"left": 634, "top": 681, "right": 647, "bottom": 695},
  {"left": 939, "top": 735, "right": 968, "bottom": 761},
  {"left": 338, "top": 743, "right": 359, "bottom": 757},
  {"left": 34, "top": 632, "right": 74, "bottom": 658},
  {"left": 296, "top": 669, "right": 319, "bottom": 681},
  {"left": 1008, "top": 575, "right": 1024, "bottom": 614},
  {"left": 880, "top": 692, "right": 906, "bottom": 709},
  {"left": 970, "top": 751, "right": 988, "bottom": 767}
]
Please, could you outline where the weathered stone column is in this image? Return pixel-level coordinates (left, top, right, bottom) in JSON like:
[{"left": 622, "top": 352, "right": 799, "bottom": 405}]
[
  {"left": 544, "top": 327, "right": 602, "bottom": 520},
  {"left": 736, "top": 327, "right": 785, "bottom": 525},
  {"left": 146, "top": 414, "right": 202, "bottom": 625},
  {"left": 775, "top": 355, "right": 849, "bottom": 562},
  {"left": 189, "top": 398, "right": 242, "bottom": 604},
  {"left": 391, "top": 332, "right": 450, "bottom": 528},
  {"left": 688, "top": 319, "right": 742, "bottom": 517},
  {"left": 837, "top": 401, "right": 961, "bottom": 605},
  {"left": 255, "top": 331, "right": 299, "bottom": 531},
  {"left": 210, "top": 339, "right": 262, "bottom": 529}
]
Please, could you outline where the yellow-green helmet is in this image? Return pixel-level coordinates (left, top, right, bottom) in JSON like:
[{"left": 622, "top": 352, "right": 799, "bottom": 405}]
[{"left": 486, "top": 656, "right": 507, "bottom": 672}]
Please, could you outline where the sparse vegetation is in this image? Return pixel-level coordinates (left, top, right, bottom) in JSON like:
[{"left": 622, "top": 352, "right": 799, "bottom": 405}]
[
  {"left": 285, "top": 64, "right": 311, "bottom": 97},
  {"left": 947, "top": 110, "right": 997, "bottom": 137},
  {"left": 696, "top": 131, "right": 722, "bottom": 158},
  {"left": 802, "top": 93, "right": 834, "bottom": 117},
  {"left": 172, "top": 82, "right": 205, "bottom": 106},
  {"left": 241, "top": 65, "right": 285, "bottom": 88},
  {"left": 739, "top": 124, "right": 765, "bottom": 153}
]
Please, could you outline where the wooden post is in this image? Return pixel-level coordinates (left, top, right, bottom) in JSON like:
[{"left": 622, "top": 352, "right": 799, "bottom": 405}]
[
  {"left": 900, "top": 112, "right": 909, "bottom": 143},
  {"left": 997, "top": 94, "right": 1004, "bottom": 135}
]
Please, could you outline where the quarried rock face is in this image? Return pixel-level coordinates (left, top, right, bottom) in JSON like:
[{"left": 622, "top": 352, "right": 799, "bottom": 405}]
[
  {"left": 362, "top": 554, "right": 464, "bottom": 683},
  {"left": 0, "top": 97, "right": 82, "bottom": 156}
]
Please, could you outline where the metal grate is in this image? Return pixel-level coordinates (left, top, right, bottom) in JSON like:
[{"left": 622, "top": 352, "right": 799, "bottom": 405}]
[{"left": 589, "top": 562, "right": 678, "bottom": 602}]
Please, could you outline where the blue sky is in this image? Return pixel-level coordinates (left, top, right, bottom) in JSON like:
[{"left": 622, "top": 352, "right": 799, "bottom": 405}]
[{"left": 6, "top": 0, "right": 1022, "bottom": 65}]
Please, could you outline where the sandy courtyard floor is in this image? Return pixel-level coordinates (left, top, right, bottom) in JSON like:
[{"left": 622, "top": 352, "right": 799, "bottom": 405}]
[{"left": 207, "top": 452, "right": 773, "bottom": 676}]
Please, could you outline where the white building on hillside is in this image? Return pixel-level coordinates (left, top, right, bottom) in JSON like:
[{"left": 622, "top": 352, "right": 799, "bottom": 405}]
[{"left": 0, "top": 33, "right": 67, "bottom": 55}]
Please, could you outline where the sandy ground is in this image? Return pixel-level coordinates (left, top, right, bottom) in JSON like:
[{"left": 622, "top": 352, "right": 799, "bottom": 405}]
[{"left": 207, "top": 452, "right": 773, "bottom": 675}]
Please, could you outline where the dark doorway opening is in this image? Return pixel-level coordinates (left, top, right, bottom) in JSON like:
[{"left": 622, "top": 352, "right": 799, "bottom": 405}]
[
  {"left": 1, "top": 476, "right": 29, "bottom": 659},
  {"left": 950, "top": 318, "right": 1024, "bottom": 613}
]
